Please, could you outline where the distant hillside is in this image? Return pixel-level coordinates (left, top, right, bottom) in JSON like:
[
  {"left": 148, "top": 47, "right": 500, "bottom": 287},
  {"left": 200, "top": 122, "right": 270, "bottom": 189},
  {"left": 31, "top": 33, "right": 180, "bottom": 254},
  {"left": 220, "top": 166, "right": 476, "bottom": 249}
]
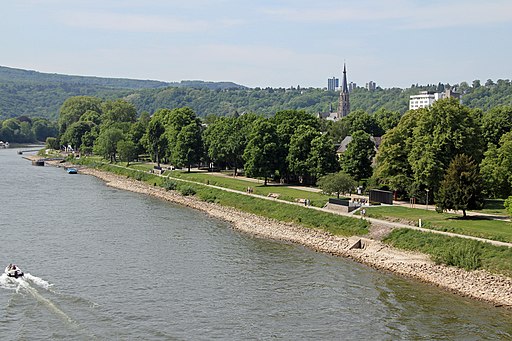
[
  {"left": 0, "top": 66, "right": 510, "bottom": 120},
  {"left": 0, "top": 66, "right": 246, "bottom": 119}
]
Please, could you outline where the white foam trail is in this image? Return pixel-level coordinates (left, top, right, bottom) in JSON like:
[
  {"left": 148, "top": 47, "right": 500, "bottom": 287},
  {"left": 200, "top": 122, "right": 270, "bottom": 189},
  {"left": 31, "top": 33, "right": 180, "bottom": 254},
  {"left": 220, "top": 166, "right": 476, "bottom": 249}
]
[
  {"left": 0, "top": 273, "right": 18, "bottom": 290},
  {"left": 15, "top": 278, "right": 77, "bottom": 326},
  {"left": 24, "top": 273, "right": 53, "bottom": 290}
]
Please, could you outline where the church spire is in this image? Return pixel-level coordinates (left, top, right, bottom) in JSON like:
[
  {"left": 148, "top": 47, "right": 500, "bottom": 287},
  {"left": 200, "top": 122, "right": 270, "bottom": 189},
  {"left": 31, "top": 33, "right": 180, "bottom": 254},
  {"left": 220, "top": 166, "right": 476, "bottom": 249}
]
[
  {"left": 341, "top": 63, "right": 348, "bottom": 94},
  {"left": 337, "top": 63, "right": 350, "bottom": 118}
]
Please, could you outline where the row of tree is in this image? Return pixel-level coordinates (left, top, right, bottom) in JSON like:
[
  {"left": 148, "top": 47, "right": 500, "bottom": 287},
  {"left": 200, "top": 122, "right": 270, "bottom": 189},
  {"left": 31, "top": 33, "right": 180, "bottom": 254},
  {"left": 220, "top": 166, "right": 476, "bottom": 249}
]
[
  {"left": 0, "top": 116, "right": 57, "bottom": 143},
  {"left": 54, "top": 95, "right": 512, "bottom": 215}
]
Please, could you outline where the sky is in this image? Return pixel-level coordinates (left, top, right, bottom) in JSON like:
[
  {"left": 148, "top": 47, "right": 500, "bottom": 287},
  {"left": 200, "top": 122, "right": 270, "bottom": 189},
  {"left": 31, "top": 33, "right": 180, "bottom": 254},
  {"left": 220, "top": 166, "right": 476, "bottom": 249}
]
[{"left": 1, "top": 0, "right": 511, "bottom": 89}]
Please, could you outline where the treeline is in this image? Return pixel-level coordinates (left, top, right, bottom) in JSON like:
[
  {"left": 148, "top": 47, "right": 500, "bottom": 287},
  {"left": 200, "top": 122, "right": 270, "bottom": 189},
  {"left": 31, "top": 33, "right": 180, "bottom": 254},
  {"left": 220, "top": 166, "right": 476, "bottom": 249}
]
[
  {"left": 0, "top": 116, "right": 57, "bottom": 143},
  {"left": 2, "top": 64, "right": 512, "bottom": 121},
  {"left": 54, "top": 95, "right": 512, "bottom": 216}
]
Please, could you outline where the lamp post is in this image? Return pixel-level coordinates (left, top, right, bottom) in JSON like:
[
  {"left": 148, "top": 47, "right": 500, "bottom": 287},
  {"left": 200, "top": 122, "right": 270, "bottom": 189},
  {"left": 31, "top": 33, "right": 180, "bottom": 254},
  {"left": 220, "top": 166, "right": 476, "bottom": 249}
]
[{"left": 426, "top": 189, "right": 429, "bottom": 211}]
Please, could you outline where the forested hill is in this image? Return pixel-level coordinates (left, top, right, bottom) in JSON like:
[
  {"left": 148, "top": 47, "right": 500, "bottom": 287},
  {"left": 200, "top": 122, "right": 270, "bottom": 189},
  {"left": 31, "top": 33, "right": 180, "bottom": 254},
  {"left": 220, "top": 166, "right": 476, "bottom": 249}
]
[
  {"left": 0, "top": 66, "right": 245, "bottom": 119},
  {"left": 0, "top": 65, "right": 511, "bottom": 120}
]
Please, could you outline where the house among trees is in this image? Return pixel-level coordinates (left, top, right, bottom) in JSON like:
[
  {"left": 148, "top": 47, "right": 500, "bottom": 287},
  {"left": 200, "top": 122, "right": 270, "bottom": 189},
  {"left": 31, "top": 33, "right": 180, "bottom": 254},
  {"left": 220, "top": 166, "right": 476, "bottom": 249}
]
[{"left": 336, "top": 135, "right": 381, "bottom": 155}]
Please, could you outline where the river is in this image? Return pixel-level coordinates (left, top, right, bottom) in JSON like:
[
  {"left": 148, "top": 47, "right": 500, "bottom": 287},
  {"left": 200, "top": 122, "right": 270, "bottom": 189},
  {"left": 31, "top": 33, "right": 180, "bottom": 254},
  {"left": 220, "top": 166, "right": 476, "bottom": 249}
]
[{"left": 0, "top": 148, "right": 511, "bottom": 340}]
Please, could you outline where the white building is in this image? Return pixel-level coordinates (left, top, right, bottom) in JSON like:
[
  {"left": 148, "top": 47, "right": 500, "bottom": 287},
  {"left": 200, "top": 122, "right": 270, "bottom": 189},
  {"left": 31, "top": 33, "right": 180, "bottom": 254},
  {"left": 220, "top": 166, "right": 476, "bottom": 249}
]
[{"left": 409, "top": 89, "right": 460, "bottom": 110}]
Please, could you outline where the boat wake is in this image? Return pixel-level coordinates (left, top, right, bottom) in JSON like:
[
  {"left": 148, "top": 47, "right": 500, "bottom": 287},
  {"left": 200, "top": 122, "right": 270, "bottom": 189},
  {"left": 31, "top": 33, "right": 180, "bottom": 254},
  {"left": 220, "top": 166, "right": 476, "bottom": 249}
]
[{"left": 0, "top": 272, "right": 98, "bottom": 338}]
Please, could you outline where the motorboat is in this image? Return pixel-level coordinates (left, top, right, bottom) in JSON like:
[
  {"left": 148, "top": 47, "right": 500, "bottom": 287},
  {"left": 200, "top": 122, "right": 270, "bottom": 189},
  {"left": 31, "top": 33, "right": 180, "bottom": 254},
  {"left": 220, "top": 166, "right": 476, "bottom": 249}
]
[
  {"left": 5, "top": 264, "right": 24, "bottom": 278},
  {"left": 66, "top": 167, "right": 78, "bottom": 174}
]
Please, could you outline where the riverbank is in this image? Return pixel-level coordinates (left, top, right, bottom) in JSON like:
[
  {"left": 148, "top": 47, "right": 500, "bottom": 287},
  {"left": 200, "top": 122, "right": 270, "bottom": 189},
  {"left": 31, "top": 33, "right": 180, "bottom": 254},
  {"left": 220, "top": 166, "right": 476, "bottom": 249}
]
[{"left": 71, "top": 166, "right": 512, "bottom": 309}]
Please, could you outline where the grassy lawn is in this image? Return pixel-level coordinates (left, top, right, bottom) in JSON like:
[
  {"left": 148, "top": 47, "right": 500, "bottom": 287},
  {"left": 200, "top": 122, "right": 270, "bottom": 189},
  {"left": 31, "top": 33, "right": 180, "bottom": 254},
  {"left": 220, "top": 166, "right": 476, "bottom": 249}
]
[
  {"left": 78, "top": 159, "right": 369, "bottom": 237},
  {"left": 475, "top": 199, "right": 507, "bottom": 216},
  {"left": 366, "top": 206, "right": 512, "bottom": 243},
  {"left": 161, "top": 170, "right": 335, "bottom": 208}
]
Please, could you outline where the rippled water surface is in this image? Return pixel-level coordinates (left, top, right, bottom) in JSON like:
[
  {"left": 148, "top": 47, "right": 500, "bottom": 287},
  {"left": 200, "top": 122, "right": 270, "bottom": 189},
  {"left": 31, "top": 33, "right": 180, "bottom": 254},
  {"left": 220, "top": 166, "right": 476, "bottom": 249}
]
[{"left": 1, "top": 148, "right": 511, "bottom": 340}]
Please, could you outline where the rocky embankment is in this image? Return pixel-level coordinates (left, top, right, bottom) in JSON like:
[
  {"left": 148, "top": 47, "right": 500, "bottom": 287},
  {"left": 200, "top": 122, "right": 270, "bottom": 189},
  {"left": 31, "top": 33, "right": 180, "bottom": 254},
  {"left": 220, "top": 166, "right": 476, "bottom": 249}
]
[{"left": 74, "top": 166, "right": 511, "bottom": 308}]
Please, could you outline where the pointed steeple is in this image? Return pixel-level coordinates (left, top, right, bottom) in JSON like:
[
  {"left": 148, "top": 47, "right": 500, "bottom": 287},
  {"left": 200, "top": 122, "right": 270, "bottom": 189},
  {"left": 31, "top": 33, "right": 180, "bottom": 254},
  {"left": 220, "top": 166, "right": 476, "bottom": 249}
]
[
  {"left": 341, "top": 63, "right": 348, "bottom": 94},
  {"left": 337, "top": 63, "right": 350, "bottom": 118}
]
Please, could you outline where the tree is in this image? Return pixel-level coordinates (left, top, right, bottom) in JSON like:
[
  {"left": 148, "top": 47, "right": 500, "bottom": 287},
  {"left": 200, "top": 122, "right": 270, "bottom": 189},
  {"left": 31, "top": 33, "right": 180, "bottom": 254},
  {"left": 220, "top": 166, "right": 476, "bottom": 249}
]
[
  {"left": 317, "top": 172, "right": 356, "bottom": 198},
  {"left": 101, "top": 99, "right": 137, "bottom": 126},
  {"left": 58, "top": 96, "right": 102, "bottom": 134},
  {"left": 93, "top": 127, "right": 124, "bottom": 162},
  {"left": 481, "top": 106, "right": 512, "bottom": 146},
  {"left": 340, "top": 130, "right": 376, "bottom": 181},
  {"left": 243, "top": 118, "right": 279, "bottom": 185},
  {"left": 173, "top": 123, "right": 202, "bottom": 172},
  {"left": 45, "top": 137, "right": 59, "bottom": 150},
  {"left": 60, "top": 121, "right": 94, "bottom": 151},
  {"left": 287, "top": 125, "right": 321, "bottom": 184},
  {"left": 408, "top": 98, "right": 482, "bottom": 198},
  {"left": 372, "top": 110, "right": 418, "bottom": 196},
  {"left": 308, "top": 134, "right": 340, "bottom": 181},
  {"left": 117, "top": 139, "right": 138, "bottom": 166},
  {"left": 373, "top": 108, "right": 401, "bottom": 132},
  {"left": 435, "top": 154, "right": 484, "bottom": 217},
  {"left": 480, "top": 132, "right": 512, "bottom": 198},
  {"left": 143, "top": 117, "right": 167, "bottom": 167},
  {"left": 504, "top": 196, "right": 512, "bottom": 217}
]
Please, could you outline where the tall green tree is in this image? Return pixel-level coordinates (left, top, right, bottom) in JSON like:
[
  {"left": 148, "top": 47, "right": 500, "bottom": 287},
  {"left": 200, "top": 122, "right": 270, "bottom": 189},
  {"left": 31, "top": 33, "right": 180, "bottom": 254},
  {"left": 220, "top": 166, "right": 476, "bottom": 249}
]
[
  {"left": 287, "top": 125, "right": 321, "bottom": 184},
  {"left": 60, "top": 121, "right": 94, "bottom": 151},
  {"left": 143, "top": 117, "right": 167, "bottom": 167},
  {"left": 93, "top": 127, "right": 125, "bottom": 163},
  {"left": 480, "top": 132, "right": 512, "bottom": 198},
  {"left": 174, "top": 122, "right": 203, "bottom": 172},
  {"left": 243, "top": 118, "right": 279, "bottom": 185},
  {"left": 435, "top": 154, "right": 484, "bottom": 217},
  {"left": 372, "top": 110, "right": 418, "bottom": 195},
  {"left": 101, "top": 99, "right": 137, "bottom": 125},
  {"left": 58, "top": 96, "right": 102, "bottom": 134},
  {"left": 480, "top": 105, "right": 512, "bottom": 146},
  {"left": 408, "top": 98, "right": 481, "bottom": 197},
  {"left": 117, "top": 139, "right": 138, "bottom": 166},
  {"left": 340, "top": 130, "right": 376, "bottom": 181}
]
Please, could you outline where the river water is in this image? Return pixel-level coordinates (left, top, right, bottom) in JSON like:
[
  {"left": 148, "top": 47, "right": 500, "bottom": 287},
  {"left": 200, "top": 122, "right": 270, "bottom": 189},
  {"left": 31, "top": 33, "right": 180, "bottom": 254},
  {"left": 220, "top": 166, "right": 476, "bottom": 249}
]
[{"left": 0, "top": 148, "right": 511, "bottom": 340}]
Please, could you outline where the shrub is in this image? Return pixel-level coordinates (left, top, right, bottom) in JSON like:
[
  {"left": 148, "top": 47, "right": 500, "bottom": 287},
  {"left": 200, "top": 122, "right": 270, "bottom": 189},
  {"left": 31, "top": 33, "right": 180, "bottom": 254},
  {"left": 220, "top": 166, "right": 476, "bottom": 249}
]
[
  {"left": 162, "top": 180, "right": 178, "bottom": 191},
  {"left": 433, "top": 240, "right": 482, "bottom": 270},
  {"left": 179, "top": 185, "right": 196, "bottom": 196}
]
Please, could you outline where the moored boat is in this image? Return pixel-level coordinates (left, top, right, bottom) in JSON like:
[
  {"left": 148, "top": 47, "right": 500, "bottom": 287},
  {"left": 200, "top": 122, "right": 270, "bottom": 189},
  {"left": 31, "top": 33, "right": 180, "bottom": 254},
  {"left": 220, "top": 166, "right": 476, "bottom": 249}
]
[{"left": 66, "top": 167, "right": 78, "bottom": 174}]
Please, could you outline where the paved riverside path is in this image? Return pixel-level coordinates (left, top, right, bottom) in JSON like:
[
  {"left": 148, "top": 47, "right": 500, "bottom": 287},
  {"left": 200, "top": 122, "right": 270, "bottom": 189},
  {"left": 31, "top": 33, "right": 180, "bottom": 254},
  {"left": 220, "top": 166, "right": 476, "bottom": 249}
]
[{"left": 105, "top": 164, "right": 512, "bottom": 249}]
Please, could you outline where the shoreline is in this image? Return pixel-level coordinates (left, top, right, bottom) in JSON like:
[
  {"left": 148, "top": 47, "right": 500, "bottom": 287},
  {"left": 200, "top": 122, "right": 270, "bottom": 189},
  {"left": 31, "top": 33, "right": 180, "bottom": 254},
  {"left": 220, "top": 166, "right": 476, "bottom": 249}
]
[{"left": 75, "top": 166, "right": 512, "bottom": 309}]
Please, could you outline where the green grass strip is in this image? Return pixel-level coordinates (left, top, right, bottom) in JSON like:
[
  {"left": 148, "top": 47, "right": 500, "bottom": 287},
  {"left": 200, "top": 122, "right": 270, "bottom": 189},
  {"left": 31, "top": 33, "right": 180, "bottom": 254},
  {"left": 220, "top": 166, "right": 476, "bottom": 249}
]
[
  {"left": 366, "top": 206, "right": 512, "bottom": 243},
  {"left": 79, "top": 159, "right": 369, "bottom": 237},
  {"left": 384, "top": 228, "right": 512, "bottom": 276}
]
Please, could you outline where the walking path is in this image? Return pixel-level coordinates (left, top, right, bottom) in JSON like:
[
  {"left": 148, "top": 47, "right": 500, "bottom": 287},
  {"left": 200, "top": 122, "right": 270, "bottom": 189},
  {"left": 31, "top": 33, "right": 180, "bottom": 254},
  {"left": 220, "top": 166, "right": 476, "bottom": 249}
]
[{"left": 107, "top": 164, "right": 512, "bottom": 248}]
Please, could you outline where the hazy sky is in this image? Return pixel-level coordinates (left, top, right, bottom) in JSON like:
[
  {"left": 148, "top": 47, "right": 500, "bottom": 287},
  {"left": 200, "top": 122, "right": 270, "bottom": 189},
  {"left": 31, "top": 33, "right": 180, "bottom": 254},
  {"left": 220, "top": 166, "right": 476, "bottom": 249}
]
[{"left": 2, "top": 0, "right": 511, "bottom": 88}]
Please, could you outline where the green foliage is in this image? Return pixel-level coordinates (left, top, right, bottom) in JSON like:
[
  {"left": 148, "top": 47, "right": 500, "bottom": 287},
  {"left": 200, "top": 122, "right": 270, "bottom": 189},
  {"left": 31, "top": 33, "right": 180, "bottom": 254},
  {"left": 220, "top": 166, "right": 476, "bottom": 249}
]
[
  {"left": 93, "top": 127, "right": 125, "bottom": 162},
  {"left": 383, "top": 229, "right": 512, "bottom": 274},
  {"left": 504, "top": 196, "right": 512, "bottom": 217},
  {"left": 435, "top": 154, "right": 484, "bottom": 217},
  {"left": 116, "top": 139, "right": 138, "bottom": 165},
  {"left": 432, "top": 240, "right": 482, "bottom": 270},
  {"left": 480, "top": 132, "right": 512, "bottom": 198},
  {"left": 317, "top": 172, "right": 356, "bottom": 198},
  {"left": 45, "top": 137, "right": 59, "bottom": 150},
  {"left": 340, "top": 130, "right": 375, "bottom": 181},
  {"left": 178, "top": 185, "right": 196, "bottom": 196},
  {"left": 480, "top": 105, "right": 512, "bottom": 146},
  {"left": 162, "top": 179, "right": 178, "bottom": 191},
  {"left": 58, "top": 96, "right": 102, "bottom": 134},
  {"left": 243, "top": 118, "right": 279, "bottom": 185},
  {"left": 408, "top": 98, "right": 482, "bottom": 197}
]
